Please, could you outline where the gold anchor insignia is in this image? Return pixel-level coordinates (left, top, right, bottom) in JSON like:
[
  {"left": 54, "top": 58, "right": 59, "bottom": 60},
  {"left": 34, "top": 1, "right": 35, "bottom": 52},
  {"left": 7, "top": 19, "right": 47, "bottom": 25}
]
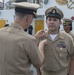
[
  {"left": 56, "top": 0, "right": 68, "bottom": 5},
  {"left": 67, "top": 0, "right": 74, "bottom": 9},
  {"left": 56, "top": 0, "right": 74, "bottom": 9}
]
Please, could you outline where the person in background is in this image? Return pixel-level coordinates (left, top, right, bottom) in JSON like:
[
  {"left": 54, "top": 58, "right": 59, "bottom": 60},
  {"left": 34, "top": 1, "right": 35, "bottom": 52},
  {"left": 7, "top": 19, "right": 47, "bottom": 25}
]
[
  {"left": 0, "top": 2, "right": 45, "bottom": 75},
  {"left": 28, "top": 25, "right": 33, "bottom": 35},
  {"left": 4, "top": 24, "right": 9, "bottom": 27},
  {"left": 63, "top": 18, "right": 74, "bottom": 41},
  {"left": 24, "top": 25, "right": 33, "bottom": 34},
  {"left": 34, "top": 6, "right": 74, "bottom": 75}
]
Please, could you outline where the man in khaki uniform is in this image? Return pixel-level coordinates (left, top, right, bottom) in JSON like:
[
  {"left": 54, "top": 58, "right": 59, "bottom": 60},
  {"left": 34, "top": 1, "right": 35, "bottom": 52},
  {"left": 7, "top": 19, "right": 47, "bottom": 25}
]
[
  {"left": 35, "top": 6, "right": 74, "bottom": 75},
  {"left": 0, "top": 2, "right": 45, "bottom": 75},
  {"left": 63, "top": 18, "right": 74, "bottom": 41}
]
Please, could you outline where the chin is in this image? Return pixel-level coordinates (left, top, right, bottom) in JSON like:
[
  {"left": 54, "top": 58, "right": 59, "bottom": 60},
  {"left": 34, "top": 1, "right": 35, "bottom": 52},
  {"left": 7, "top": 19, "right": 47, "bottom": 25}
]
[{"left": 49, "top": 28, "right": 55, "bottom": 30}]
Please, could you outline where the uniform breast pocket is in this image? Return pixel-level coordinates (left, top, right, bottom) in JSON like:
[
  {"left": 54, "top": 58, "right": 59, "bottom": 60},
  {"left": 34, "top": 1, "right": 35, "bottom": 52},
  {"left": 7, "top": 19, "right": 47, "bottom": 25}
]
[{"left": 56, "top": 47, "right": 68, "bottom": 58}]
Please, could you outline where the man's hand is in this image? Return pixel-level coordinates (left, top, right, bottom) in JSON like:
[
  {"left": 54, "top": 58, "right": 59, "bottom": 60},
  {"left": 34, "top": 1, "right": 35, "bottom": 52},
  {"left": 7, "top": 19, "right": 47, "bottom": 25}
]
[
  {"left": 38, "top": 39, "right": 47, "bottom": 61},
  {"left": 39, "top": 39, "right": 47, "bottom": 46},
  {"left": 34, "top": 30, "right": 46, "bottom": 39}
]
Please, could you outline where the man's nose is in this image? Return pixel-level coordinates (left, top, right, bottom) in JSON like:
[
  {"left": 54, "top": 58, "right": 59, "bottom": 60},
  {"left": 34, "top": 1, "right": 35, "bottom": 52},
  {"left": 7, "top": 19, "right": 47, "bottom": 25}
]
[{"left": 50, "top": 20, "right": 54, "bottom": 23}]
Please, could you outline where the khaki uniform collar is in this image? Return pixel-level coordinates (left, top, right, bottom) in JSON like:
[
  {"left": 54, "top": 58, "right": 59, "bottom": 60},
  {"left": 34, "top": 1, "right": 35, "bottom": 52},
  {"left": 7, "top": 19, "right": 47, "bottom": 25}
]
[
  {"left": 58, "top": 30, "right": 64, "bottom": 40},
  {"left": 9, "top": 23, "right": 24, "bottom": 30},
  {"left": 46, "top": 30, "right": 64, "bottom": 40}
]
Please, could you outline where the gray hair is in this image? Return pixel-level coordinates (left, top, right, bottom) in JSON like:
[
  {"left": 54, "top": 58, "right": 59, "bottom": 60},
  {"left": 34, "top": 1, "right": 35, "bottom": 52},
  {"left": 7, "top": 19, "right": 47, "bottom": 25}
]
[{"left": 15, "top": 11, "right": 27, "bottom": 19}]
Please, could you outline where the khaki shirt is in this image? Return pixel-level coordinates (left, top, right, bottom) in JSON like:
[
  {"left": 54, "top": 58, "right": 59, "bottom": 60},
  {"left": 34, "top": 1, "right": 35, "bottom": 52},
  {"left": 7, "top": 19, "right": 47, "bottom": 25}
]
[
  {"left": 38, "top": 30, "right": 74, "bottom": 72},
  {"left": 69, "top": 31, "right": 74, "bottom": 41},
  {"left": 0, "top": 23, "right": 42, "bottom": 75}
]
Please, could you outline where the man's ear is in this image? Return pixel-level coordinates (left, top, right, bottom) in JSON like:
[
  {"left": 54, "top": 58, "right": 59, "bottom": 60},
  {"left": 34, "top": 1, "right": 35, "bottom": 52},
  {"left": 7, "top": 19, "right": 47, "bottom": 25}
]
[
  {"left": 25, "top": 15, "right": 31, "bottom": 22},
  {"left": 26, "top": 15, "right": 32, "bottom": 22}
]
